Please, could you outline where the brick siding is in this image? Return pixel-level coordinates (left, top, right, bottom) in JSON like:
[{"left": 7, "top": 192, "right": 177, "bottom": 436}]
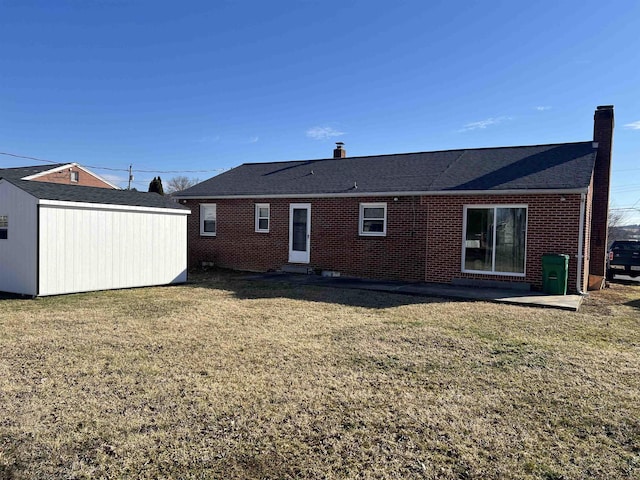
[
  {"left": 183, "top": 191, "right": 589, "bottom": 292},
  {"left": 31, "top": 167, "right": 115, "bottom": 189},
  {"left": 589, "top": 106, "right": 614, "bottom": 276}
]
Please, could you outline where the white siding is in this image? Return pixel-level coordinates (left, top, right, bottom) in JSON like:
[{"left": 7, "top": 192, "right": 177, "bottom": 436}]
[
  {"left": 0, "top": 182, "right": 38, "bottom": 295},
  {"left": 38, "top": 204, "right": 188, "bottom": 296}
]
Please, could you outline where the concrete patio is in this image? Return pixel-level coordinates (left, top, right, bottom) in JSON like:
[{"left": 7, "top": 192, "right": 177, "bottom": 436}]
[{"left": 247, "top": 272, "right": 584, "bottom": 312}]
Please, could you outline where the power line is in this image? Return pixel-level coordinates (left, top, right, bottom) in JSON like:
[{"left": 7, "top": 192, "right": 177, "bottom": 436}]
[
  {"left": 611, "top": 183, "right": 640, "bottom": 188},
  {"left": 0, "top": 151, "right": 129, "bottom": 172},
  {"left": 0, "top": 151, "right": 75, "bottom": 166},
  {"left": 611, "top": 187, "right": 640, "bottom": 192},
  {"left": 0, "top": 150, "right": 225, "bottom": 175},
  {"left": 132, "top": 168, "right": 223, "bottom": 173}
]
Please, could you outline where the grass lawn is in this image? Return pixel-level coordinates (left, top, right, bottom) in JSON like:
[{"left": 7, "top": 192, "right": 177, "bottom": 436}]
[{"left": 1, "top": 272, "right": 639, "bottom": 479}]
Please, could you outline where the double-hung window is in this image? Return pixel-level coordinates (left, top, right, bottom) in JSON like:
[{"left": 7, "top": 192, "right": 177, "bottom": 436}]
[
  {"left": 70, "top": 171, "right": 79, "bottom": 183},
  {"left": 255, "top": 204, "right": 270, "bottom": 233},
  {"left": 0, "top": 215, "right": 7, "bottom": 240},
  {"left": 359, "top": 203, "right": 387, "bottom": 236},
  {"left": 463, "top": 205, "right": 527, "bottom": 275},
  {"left": 200, "top": 204, "right": 216, "bottom": 236}
]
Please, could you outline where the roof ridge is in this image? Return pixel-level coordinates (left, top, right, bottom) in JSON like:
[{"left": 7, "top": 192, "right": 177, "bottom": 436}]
[{"left": 238, "top": 141, "right": 594, "bottom": 166}]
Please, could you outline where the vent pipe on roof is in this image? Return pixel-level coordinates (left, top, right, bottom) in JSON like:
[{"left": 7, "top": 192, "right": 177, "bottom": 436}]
[{"left": 333, "top": 142, "right": 346, "bottom": 158}]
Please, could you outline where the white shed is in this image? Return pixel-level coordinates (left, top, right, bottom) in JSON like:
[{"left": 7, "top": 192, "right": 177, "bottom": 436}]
[{"left": 0, "top": 178, "right": 190, "bottom": 296}]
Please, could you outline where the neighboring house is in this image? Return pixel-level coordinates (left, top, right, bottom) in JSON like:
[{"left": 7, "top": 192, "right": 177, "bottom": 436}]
[
  {"left": 0, "top": 162, "right": 118, "bottom": 189},
  {"left": 0, "top": 178, "right": 190, "bottom": 296},
  {"left": 175, "top": 106, "right": 614, "bottom": 294}
]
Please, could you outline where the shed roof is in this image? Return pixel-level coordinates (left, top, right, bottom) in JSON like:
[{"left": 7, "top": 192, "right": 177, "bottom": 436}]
[
  {"left": 177, "top": 142, "right": 597, "bottom": 198},
  {"left": 0, "top": 178, "right": 189, "bottom": 210}
]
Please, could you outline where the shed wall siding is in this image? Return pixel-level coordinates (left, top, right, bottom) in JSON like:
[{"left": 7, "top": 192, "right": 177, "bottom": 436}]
[
  {"left": 0, "top": 183, "right": 38, "bottom": 295},
  {"left": 38, "top": 206, "right": 187, "bottom": 296},
  {"left": 184, "top": 193, "right": 584, "bottom": 292}
]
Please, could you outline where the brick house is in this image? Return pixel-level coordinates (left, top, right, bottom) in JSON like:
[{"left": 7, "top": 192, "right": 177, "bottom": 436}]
[
  {"left": 0, "top": 163, "right": 118, "bottom": 189},
  {"left": 176, "top": 106, "right": 614, "bottom": 293}
]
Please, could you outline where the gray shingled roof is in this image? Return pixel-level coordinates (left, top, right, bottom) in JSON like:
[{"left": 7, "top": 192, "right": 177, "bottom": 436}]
[
  {"left": 0, "top": 164, "right": 67, "bottom": 180},
  {"left": 0, "top": 178, "right": 189, "bottom": 211},
  {"left": 176, "top": 142, "right": 597, "bottom": 198}
]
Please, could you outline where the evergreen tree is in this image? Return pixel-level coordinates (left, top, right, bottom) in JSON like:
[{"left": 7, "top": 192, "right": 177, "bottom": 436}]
[{"left": 148, "top": 176, "right": 165, "bottom": 195}]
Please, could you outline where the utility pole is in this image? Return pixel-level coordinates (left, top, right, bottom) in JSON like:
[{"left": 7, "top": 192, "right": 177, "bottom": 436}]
[{"left": 128, "top": 165, "right": 133, "bottom": 190}]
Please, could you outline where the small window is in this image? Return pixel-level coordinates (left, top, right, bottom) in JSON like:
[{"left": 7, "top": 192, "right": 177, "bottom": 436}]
[
  {"left": 255, "top": 203, "right": 270, "bottom": 233},
  {"left": 70, "top": 171, "right": 79, "bottom": 182},
  {"left": 359, "top": 203, "right": 387, "bottom": 236},
  {"left": 0, "top": 215, "right": 7, "bottom": 240},
  {"left": 200, "top": 204, "right": 216, "bottom": 236}
]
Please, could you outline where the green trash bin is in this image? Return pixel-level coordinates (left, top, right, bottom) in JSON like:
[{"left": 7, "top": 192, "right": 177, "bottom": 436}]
[{"left": 542, "top": 254, "right": 569, "bottom": 295}]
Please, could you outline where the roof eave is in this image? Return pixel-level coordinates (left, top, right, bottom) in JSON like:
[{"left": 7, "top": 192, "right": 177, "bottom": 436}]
[
  {"left": 37, "top": 199, "right": 191, "bottom": 214},
  {"left": 21, "top": 163, "right": 76, "bottom": 180},
  {"left": 22, "top": 163, "right": 121, "bottom": 189},
  {"left": 174, "top": 187, "right": 589, "bottom": 200}
]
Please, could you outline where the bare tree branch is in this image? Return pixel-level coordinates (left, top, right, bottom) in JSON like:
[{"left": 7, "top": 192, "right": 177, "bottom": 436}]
[
  {"left": 608, "top": 209, "right": 632, "bottom": 244},
  {"left": 166, "top": 176, "right": 200, "bottom": 194}
]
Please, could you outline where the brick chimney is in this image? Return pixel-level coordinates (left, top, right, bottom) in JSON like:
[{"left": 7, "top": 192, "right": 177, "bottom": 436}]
[
  {"left": 589, "top": 105, "right": 614, "bottom": 278},
  {"left": 333, "top": 142, "right": 346, "bottom": 158}
]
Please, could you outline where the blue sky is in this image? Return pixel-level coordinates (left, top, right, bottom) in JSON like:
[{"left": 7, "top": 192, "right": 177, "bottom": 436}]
[{"left": 1, "top": 0, "right": 639, "bottom": 223}]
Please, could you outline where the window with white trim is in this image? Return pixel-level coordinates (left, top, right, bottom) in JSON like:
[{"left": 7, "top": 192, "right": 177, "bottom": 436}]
[
  {"left": 255, "top": 203, "right": 270, "bottom": 233},
  {"left": 0, "top": 215, "right": 7, "bottom": 240},
  {"left": 359, "top": 203, "right": 387, "bottom": 236},
  {"left": 200, "top": 204, "right": 216, "bottom": 236},
  {"left": 70, "top": 171, "right": 79, "bottom": 182},
  {"left": 463, "top": 205, "right": 527, "bottom": 275}
]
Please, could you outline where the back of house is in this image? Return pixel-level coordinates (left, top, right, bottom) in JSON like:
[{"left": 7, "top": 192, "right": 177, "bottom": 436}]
[{"left": 176, "top": 106, "right": 614, "bottom": 294}]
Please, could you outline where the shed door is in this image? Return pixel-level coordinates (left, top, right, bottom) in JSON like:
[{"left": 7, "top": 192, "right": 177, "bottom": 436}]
[{"left": 289, "top": 203, "right": 311, "bottom": 263}]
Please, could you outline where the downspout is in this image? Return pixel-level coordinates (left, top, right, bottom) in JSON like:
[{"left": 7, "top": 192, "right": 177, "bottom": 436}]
[{"left": 576, "top": 192, "right": 587, "bottom": 295}]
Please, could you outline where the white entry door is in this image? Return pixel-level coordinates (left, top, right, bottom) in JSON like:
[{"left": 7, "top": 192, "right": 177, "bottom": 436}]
[{"left": 289, "top": 203, "right": 311, "bottom": 263}]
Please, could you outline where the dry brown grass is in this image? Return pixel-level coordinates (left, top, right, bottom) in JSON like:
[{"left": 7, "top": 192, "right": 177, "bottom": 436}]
[{"left": 1, "top": 272, "right": 639, "bottom": 479}]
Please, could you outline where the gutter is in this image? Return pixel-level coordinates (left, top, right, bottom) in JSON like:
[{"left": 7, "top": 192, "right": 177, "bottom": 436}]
[
  {"left": 576, "top": 192, "right": 587, "bottom": 295},
  {"left": 37, "top": 199, "right": 190, "bottom": 215},
  {"left": 175, "top": 188, "right": 589, "bottom": 201}
]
